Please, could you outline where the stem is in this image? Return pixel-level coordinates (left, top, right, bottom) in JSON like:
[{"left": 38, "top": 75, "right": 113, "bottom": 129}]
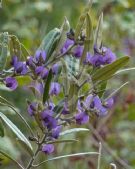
[
  {"left": 97, "top": 142, "right": 102, "bottom": 169},
  {"left": 26, "top": 134, "right": 46, "bottom": 169}
]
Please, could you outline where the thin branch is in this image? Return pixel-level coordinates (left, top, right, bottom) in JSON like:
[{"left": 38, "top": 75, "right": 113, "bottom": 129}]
[
  {"left": 89, "top": 124, "right": 132, "bottom": 169},
  {"left": 97, "top": 142, "right": 102, "bottom": 169}
]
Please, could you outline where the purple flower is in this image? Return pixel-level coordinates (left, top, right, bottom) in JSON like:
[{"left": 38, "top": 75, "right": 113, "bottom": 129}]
[
  {"left": 49, "top": 82, "right": 61, "bottom": 96},
  {"left": 41, "top": 68, "right": 48, "bottom": 79},
  {"left": 75, "top": 110, "right": 89, "bottom": 125},
  {"left": 87, "top": 46, "right": 116, "bottom": 67},
  {"left": 29, "top": 81, "right": 44, "bottom": 95},
  {"left": 35, "top": 50, "right": 46, "bottom": 63},
  {"left": 26, "top": 56, "right": 35, "bottom": 69},
  {"left": 61, "top": 39, "right": 74, "bottom": 53},
  {"left": 52, "top": 63, "right": 59, "bottom": 75},
  {"left": 51, "top": 126, "right": 62, "bottom": 139},
  {"left": 4, "top": 77, "right": 18, "bottom": 90},
  {"left": 35, "top": 66, "right": 44, "bottom": 76},
  {"left": 41, "top": 110, "right": 57, "bottom": 129},
  {"left": 84, "top": 52, "right": 93, "bottom": 64},
  {"left": 62, "top": 103, "right": 70, "bottom": 115},
  {"left": 73, "top": 45, "right": 84, "bottom": 58},
  {"left": 11, "top": 56, "right": 18, "bottom": 66},
  {"left": 27, "top": 102, "right": 38, "bottom": 116},
  {"left": 42, "top": 144, "right": 54, "bottom": 154},
  {"left": 104, "top": 97, "right": 114, "bottom": 108},
  {"left": 14, "top": 61, "right": 28, "bottom": 75},
  {"left": 85, "top": 95, "right": 108, "bottom": 116}
]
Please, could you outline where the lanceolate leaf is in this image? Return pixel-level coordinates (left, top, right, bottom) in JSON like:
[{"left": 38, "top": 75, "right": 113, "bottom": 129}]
[
  {"left": 39, "top": 28, "right": 61, "bottom": 62},
  {"left": 0, "top": 32, "right": 8, "bottom": 70},
  {"left": 92, "top": 56, "right": 129, "bottom": 82},
  {"left": 33, "top": 151, "right": 99, "bottom": 167},
  {"left": 47, "top": 139, "right": 78, "bottom": 144},
  {"left": 43, "top": 69, "right": 53, "bottom": 103},
  {"left": 74, "top": 0, "right": 93, "bottom": 40},
  {"left": 0, "top": 121, "right": 4, "bottom": 137},
  {"left": 0, "top": 112, "right": 33, "bottom": 151},
  {"left": 60, "top": 128, "right": 89, "bottom": 136},
  {"left": 17, "top": 139, "right": 34, "bottom": 156},
  {"left": 16, "top": 76, "right": 32, "bottom": 87},
  {"left": 97, "top": 81, "right": 107, "bottom": 98},
  {"left": 9, "top": 35, "right": 21, "bottom": 58},
  {"left": 0, "top": 150, "right": 24, "bottom": 169},
  {"left": 94, "top": 13, "right": 103, "bottom": 50}
]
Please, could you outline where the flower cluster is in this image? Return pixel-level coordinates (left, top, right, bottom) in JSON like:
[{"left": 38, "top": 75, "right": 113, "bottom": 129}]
[{"left": 2, "top": 30, "right": 116, "bottom": 155}]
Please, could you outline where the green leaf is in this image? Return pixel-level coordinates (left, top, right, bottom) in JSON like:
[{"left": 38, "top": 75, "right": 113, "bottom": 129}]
[
  {"left": 0, "top": 121, "right": 4, "bottom": 137},
  {"left": 33, "top": 151, "right": 99, "bottom": 167},
  {"left": 97, "top": 81, "right": 107, "bottom": 98},
  {"left": 16, "top": 76, "right": 32, "bottom": 86},
  {"left": 0, "top": 32, "right": 8, "bottom": 70},
  {"left": 0, "top": 112, "right": 33, "bottom": 151},
  {"left": 9, "top": 35, "right": 21, "bottom": 58},
  {"left": 94, "top": 13, "right": 103, "bottom": 49},
  {"left": 39, "top": 28, "right": 60, "bottom": 62},
  {"left": 61, "top": 58, "right": 70, "bottom": 96},
  {"left": 43, "top": 69, "right": 53, "bottom": 103},
  {"left": 20, "top": 43, "right": 30, "bottom": 60},
  {"left": 92, "top": 56, "right": 129, "bottom": 82},
  {"left": 47, "top": 139, "right": 78, "bottom": 144},
  {"left": 115, "top": 67, "right": 135, "bottom": 75},
  {"left": 74, "top": 0, "right": 93, "bottom": 40},
  {"left": 17, "top": 139, "right": 34, "bottom": 157},
  {"left": 0, "top": 150, "right": 24, "bottom": 169},
  {"left": 60, "top": 128, "right": 89, "bottom": 136}
]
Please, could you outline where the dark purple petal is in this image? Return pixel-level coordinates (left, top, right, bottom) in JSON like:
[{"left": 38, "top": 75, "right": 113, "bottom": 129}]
[
  {"left": 14, "top": 61, "right": 28, "bottom": 75},
  {"left": 61, "top": 39, "right": 74, "bottom": 54},
  {"left": 27, "top": 102, "right": 37, "bottom": 116},
  {"left": 41, "top": 68, "right": 49, "bottom": 79},
  {"left": 73, "top": 45, "right": 84, "bottom": 58},
  {"left": 52, "top": 63, "right": 59, "bottom": 75},
  {"left": 98, "top": 106, "right": 108, "bottom": 117},
  {"left": 35, "top": 66, "right": 44, "bottom": 76},
  {"left": 49, "top": 82, "right": 61, "bottom": 96},
  {"left": 4, "top": 77, "right": 18, "bottom": 90},
  {"left": 42, "top": 144, "right": 54, "bottom": 154},
  {"left": 11, "top": 56, "right": 18, "bottom": 66},
  {"left": 75, "top": 111, "right": 89, "bottom": 125},
  {"left": 104, "top": 97, "right": 114, "bottom": 108},
  {"left": 29, "top": 81, "right": 44, "bottom": 95},
  {"left": 35, "top": 50, "right": 46, "bottom": 63},
  {"left": 51, "top": 126, "right": 62, "bottom": 139}
]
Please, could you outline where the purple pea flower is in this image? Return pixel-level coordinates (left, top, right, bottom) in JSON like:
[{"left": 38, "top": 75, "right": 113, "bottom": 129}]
[
  {"left": 49, "top": 82, "right": 61, "bottom": 96},
  {"left": 51, "top": 126, "right": 62, "bottom": 139},
  {"left": 35, "top": 66, "right": 44, "bottom": 76},
  {"left": 4, "top": 77, "right": 18, "bottom": 90},
  {"left": 62, "top": 103, "right": 70, "bottom": 115},
  {"left": 29, "top": 81, "right": 44, "bottom": 96},
  {"left": 14, "top": 61, "right": 28, "bottom": 75},
  {"left": 41, "top": 68, "right": 49, "bottom": 79},
  {"left": 104, "top": 97, "right": 114, "bottom": 108},
  {"left": 11, "top": 56, "right": 18, "bottom": 66},
  {"left": 52, "top": 63, "right": 59, "bottom": 75},
  {"left": 75, "top": 110, "right": 89, "bottom": 125},
  {"left": 61, "top": 39, "right": 74, "bottom": 54},
  {"left": 42, "top": 144, "right": 54, "bottom": 154},
  {"left": 73, "top": 45, "right": 84, "bottom": 58},
  {"left": 27, "top": 102, "right": 38, "bottom": 116},
  {"left": 85, "top": 95, "right": 108, "bottom": 116},
  {"left": 26, "top": 56, "right": 36, "bottom": 69},
  {"left": 35, "top": 50, "right": 46, "bottom": 63},
  {"left": 41, "top": 110, "right": 57, "bottom": 129}
]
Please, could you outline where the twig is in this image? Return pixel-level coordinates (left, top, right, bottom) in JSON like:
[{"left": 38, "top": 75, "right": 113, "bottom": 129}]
[
  {"left": 97, "top": 142, "right": 102, "bottom": 169},
  {"left": 89, "top": 124, "right": 131, "bottom": 169}
]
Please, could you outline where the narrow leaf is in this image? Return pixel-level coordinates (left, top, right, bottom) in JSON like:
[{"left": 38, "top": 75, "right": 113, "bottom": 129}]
[
  {"left": 0, "top": 112, "right": 33, "bottom": 151},
  {"left": 33, "top": 151, "right": 99, "bottom": 167},
  {"left": 0, "top": 150, "right": 24, "bottom": 169},
  {"left": 115, "top": 67, "right": 135, "bottom": 75},
  {"left": 94, "top": 13, "right": 103, "bottom": 49},
  {"left": 47, "top": 139, "right": 78, "bottom": 144},
  {"left": 21, "top": 43, "right": 30, "bottom": 59},
  {"left": 92, "top": 56, "right": 129, "bottom": 82},
  {"left": 17, "top": 139, "right": 34, "bottom": 156},
  {"left": 60, "top": 128, "right": 89, "bottom": 136},
  {"left": 39, "top": 28, "right": 60, "bottom": 62},
  {"left": 43, "top": 69, "right": 53, "bottom": 103},
  {"left": 16, "top": 76, "right": 32, "bottom": 87},
  {"left": 0, "top": 121, "right": 4, "bottom": 137}
]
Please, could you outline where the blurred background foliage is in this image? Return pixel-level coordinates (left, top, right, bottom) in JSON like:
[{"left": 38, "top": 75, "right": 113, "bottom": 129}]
[{"left": 0, "top": 0, "right": 135, "bottom": 169}]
